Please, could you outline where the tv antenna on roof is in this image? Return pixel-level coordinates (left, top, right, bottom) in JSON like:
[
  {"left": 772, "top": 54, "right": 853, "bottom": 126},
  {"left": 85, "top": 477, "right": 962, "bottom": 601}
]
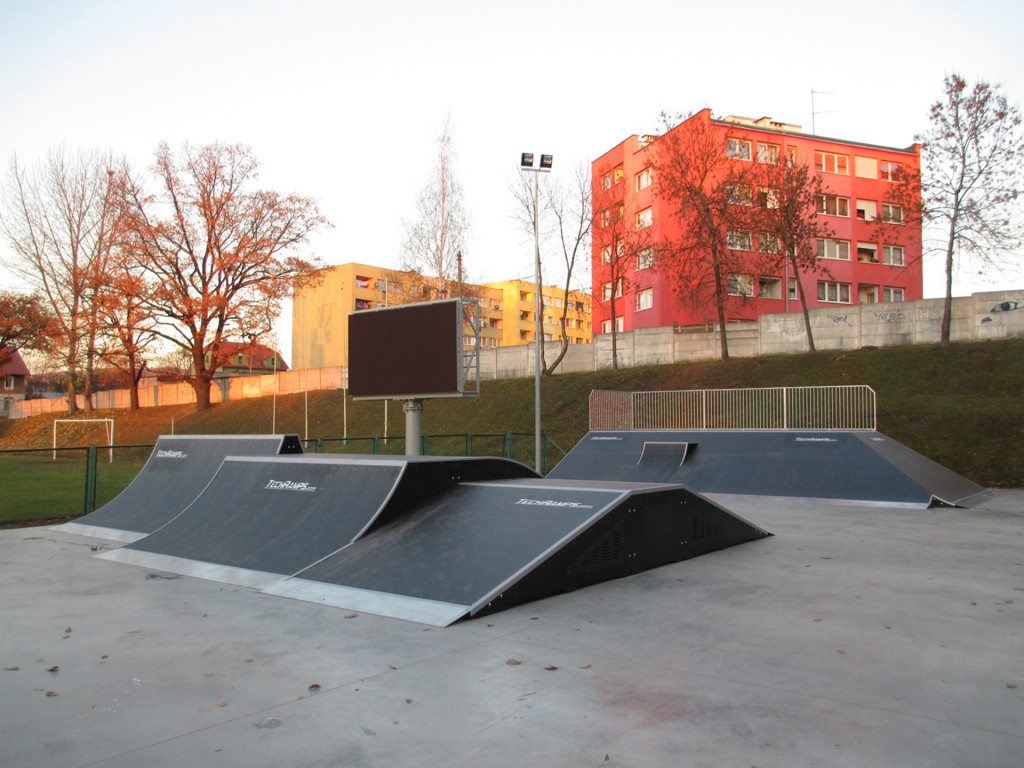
[{"left": 811, "top": 89, "right": 837, "bottom": 134}]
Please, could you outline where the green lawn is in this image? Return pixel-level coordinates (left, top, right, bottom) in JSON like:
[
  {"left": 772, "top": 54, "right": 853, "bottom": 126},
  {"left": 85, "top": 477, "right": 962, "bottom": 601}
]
[{"left": 0, "top": 447, "right": 150, "bottom": 525}]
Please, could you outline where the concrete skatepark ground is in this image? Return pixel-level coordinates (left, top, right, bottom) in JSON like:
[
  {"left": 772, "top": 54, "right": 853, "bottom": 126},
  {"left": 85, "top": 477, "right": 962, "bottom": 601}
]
[{"left": 2, "top": 491, "right": 1023, "bottom": 767}]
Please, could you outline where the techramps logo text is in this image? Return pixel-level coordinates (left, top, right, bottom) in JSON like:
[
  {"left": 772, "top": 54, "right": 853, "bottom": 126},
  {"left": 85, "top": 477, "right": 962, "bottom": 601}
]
[
  {"left": 516, "top": 498, "right": 594, "bottom": 509},
  {"left": 264, "top": 479, "right": 318, "bottom": 493},
  {"left": 156, "top": 450, "right": 188, "bottom": 459}
]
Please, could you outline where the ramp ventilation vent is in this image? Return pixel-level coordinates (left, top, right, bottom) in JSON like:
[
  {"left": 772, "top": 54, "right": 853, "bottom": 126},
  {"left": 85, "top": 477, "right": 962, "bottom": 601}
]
[
  {"left": 689, "top": 513, "right": 720, "bottom": 541},
  {"left": 567, "top": 522, "right": 624, "bottom": 576}
]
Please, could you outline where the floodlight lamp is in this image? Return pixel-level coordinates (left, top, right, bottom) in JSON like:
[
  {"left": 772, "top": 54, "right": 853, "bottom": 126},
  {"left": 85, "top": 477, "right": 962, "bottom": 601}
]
[
  {"left": 539, "top": 154, "right": 553, "bottom": 169},
  {"left": 521, "top": 152, "right": 534, "bottom": 168}
]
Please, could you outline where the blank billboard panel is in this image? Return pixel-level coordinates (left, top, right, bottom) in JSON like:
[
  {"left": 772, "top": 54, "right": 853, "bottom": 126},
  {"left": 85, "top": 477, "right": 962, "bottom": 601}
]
[{"left": 349, "top": 300, "right": 462, "bottom": 399}]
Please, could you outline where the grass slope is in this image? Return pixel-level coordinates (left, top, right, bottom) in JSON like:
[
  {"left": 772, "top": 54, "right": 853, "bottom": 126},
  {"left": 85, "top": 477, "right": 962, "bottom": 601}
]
[{"left": 2, "top": 338, "right": 1022, "bottom": 489}]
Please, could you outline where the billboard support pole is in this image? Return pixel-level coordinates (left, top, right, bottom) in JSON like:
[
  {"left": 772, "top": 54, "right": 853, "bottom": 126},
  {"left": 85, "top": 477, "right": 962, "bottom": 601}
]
[{"left": 403, "top": 399, "right": 424, "bottom": 456}]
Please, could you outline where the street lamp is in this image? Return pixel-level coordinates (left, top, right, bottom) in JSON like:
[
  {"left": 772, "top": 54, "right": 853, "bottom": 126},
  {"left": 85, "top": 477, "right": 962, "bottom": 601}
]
[{"left": 520, "top": 151, "right": 552, "bottom": 474}]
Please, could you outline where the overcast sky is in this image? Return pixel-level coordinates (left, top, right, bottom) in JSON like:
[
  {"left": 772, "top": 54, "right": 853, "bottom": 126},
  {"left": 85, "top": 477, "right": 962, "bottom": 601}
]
[{"left": 2, "top": 0, "right": 1022, "bottom": 362}]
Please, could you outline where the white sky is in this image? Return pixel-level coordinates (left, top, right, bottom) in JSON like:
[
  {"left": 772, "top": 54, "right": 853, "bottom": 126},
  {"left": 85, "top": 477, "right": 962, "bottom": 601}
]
[{"left": 2, "top": 0, "right": 1022, "bottom": 363}]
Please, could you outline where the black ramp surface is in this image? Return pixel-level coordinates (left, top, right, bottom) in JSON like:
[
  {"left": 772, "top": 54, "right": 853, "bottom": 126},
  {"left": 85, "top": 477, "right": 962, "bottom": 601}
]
[
  {"left": 267, "top": 478, "right": 770, "bottom": 626},
  {"left": 55, "top": 434, "right": 303, "bottom": 542},
  {"left": 98, "top": 455, "right": 539, "bottom": 590},
  {"left": 548, "top": 430, "right": 982, "bottom": 506},
  {"left": 850, "top": 432, "right": 986, "bottom": 506}
]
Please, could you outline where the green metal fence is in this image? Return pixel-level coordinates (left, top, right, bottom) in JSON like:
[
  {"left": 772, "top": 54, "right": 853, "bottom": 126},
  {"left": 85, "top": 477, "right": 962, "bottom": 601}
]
[{"left": 0, "top": 432, "right": 567, "bottom": 527}]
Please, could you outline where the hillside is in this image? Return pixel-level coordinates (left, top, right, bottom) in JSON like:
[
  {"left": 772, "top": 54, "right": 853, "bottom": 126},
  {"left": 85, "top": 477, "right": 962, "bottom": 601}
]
[{"left": 2, "top": 338, "right": 1022, "bottom": 487}]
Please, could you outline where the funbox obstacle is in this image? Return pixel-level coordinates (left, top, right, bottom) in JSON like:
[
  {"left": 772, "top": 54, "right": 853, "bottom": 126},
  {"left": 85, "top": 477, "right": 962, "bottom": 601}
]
[{"left": 549, "top": 430, "right": 988, "bottom": 507}]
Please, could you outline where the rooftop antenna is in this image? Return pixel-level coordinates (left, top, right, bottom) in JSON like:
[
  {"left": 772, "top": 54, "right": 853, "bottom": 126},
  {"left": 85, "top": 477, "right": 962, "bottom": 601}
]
[{"left": 811, "top": 89, "right": 837, "bottom": 135}]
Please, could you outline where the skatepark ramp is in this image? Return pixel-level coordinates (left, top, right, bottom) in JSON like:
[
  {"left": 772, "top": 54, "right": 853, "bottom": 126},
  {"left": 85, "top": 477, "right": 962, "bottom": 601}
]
[
  {"left": 55, "top": 434, "right": 304, "bottom": 542},
  {"left": 548, "top": 430, "right": 987, "bottom": 507},
  {"left": 266, "top": 476, "right": 769, "bottom": 626},
  {"left": 98, "top": 455, "right": 540, "bottom": 589},
  {"left": 95, "top": 454, "right": 769, "bottom": 625}
]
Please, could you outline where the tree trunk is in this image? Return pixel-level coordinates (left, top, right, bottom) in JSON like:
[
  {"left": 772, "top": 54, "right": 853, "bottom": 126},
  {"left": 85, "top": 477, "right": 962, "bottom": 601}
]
[
  {"left": 941, "top": 216, "right": 957, "bottom": 345},
  {"left": 609, "top": 293, "right": 619, "bottom": 370},
  {"left": 193, "top": 378, "right": 213, "bottom": 410},
  {"left": 712, "top": 256, "right": 729, "bottom": 360},
  {"left": 543, "top": 318, "right": 569, "bottom": 376},
  {"left": 789, "top": 253, "right": 816, "bottom": 353}
]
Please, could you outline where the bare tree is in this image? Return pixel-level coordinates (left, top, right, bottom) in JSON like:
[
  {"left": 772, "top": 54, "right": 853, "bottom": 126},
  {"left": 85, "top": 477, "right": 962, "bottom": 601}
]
[
  {"left": 401, "top": 114, "right": 469, "bottom": 295},
  {"left": 120, "top": 142, "right": 328, "bottom": 410},
  {"left": 750, "top": 157, "right": 835, "bottom": 352},
  {"left": 592, "top": 160, "right": 654, "bottom": 370},
  {"left": 917, "top": 74, "right": 1024, "bottom": 344},
  {"left": 510, "top": 162, "right": 592, "bottom": 374},
  {"left": 652, "top": 110, "right": 758, "bottom": 360},
  {"left": 0, "top": 148, "right": 120, "bottom": 413}
]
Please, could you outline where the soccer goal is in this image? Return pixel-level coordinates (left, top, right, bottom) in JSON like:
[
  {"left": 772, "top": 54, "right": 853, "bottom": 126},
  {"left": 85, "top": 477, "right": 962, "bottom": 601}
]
[{"left": 53, "top": 418, "right": 114, "bottom": 462}]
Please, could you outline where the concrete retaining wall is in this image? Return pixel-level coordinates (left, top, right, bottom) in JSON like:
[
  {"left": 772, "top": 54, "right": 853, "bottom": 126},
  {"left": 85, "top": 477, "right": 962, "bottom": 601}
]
[{"left": 10, "top": 290, "right": 1022, "bottom": 418}]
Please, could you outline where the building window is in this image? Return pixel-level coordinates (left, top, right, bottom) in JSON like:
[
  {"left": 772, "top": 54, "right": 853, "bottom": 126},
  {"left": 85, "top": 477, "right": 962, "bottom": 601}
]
[
  {"left": 817, "top": 194, "right": 850, "bottom": 216},
  {"left": 815, "top": 151, "right": 849, "bottom": 174},
  {"left": 817, "top": 281, "right": 851, "bottom": 304},
  {"left": 602, "top": 282, "right": 612, "bottom": 301},
  {"left": 601, "top": 318, "right": 624, "bottom": 333},
  {"left": 637, "top": 248, "right": 654, "bottom": 270},
  {"left": 613, "top": 166, "right": 624, "bottom": 184},
  {"left": 760, "top": 233, "right": 781, "bottom": 254},
  {"left": 786, "top": 146, "right": 797, "bottom": 166},
  {"left": 727, "top": 229, "right": 752, "bottom": 251},
  {"left": 788, "top": 278, "right": 799, "bottom": 300},
  {"left": 601, "top": 172, "right": 612, "bottom": 191},
  {"left": 817, "top": 239, "right": 850, "bottom": 260},
  {"left": 727, "top": 138, "right": 751, "bottom": 160},
  {"left": 727, "top": 274, "right": 754, "bottom": 297},
  {"left": 883, "top": 245, "right": 905, "bottom": 266},
  {"left": 757, "top": 142, "right": 781, "bottom": 164},
  {"left": 881, "top": 161, "right": 902, "bottom": 182},
  {"left": 636, "top": 288, "right": 653, "bottom": 311},
  {"left": 4, "top": 376, "right": 13, "bottom": 391},
  {"left": 856, "top": 200, "right": 877, "bottom": 221},
  {"left": 857, "top": 243, "right": 879, "bottom": 263},
  {"left": 600, "top": 210, "right": 610, "bottom": 227},
  {"left": 759, "top": 276, "right": 782, "bottom": 299},
  {"left": 635, "top": 167, "right": 652, "bottom": 191},
  {"left": 881, "top": 203, "right": 903, "bottom": 224},
  {"left": 636, "top": 207, "right": 652, "bottom": 230},
  {"left": 758, "top": 188, "right": 780, "bottom": 209},
  {"left": 727, "top": 184, "right": 753, "bottom": 205},
  {"left": 601, "top": 245, "right": 612, "bottom": 264},
  {"left": 883, "top": 286, "right": 905, "bottom": 302}
]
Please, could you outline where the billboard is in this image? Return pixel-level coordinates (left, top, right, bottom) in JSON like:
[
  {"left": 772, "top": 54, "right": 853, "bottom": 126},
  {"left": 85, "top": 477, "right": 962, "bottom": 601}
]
[{"left": 348, "top": 299, "right": 479, "bottom": 399}]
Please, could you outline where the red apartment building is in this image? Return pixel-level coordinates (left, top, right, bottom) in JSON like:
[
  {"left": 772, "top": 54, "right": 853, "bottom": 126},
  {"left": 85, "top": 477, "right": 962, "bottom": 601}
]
[{"left": 591, "top": 110, "right": 922, "bottom": 333}]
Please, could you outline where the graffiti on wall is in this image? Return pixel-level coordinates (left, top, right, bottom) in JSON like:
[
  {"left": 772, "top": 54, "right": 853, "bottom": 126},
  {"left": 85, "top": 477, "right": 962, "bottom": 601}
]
[
  {"left": 981, "top": 301, "right": 1021, "bottom": 324},
  {"left": 873, "top": 311, "right": 906, "bottom": 324}
]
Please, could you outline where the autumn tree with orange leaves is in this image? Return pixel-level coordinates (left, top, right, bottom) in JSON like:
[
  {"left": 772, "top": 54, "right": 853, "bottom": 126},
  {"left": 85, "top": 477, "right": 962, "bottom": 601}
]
[{"left": 120, "top": 142, "right": 328, "bottom": 410}]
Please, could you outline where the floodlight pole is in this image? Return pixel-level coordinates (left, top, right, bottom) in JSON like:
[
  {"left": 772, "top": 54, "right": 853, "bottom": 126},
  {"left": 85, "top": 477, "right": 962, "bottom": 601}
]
[{"left": 520, "top": 152, "right": 552, "bottom": 474}]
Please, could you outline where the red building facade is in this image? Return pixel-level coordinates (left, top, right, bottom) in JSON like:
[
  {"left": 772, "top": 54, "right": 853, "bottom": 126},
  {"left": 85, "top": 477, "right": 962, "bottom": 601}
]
[{"left": 591, "top": 110, "right": 922, "bottom": 333}]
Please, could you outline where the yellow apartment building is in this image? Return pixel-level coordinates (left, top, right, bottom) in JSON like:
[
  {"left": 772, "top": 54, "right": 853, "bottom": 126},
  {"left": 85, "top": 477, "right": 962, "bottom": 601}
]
[{"left": 292, "top": 263, "right": 593, "bottom": 370}]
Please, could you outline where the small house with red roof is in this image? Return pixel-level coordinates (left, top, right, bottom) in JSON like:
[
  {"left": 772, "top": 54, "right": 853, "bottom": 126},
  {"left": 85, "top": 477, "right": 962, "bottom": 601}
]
[{"left": 0, "top": 347, "right": 31, "bottom": 417}]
